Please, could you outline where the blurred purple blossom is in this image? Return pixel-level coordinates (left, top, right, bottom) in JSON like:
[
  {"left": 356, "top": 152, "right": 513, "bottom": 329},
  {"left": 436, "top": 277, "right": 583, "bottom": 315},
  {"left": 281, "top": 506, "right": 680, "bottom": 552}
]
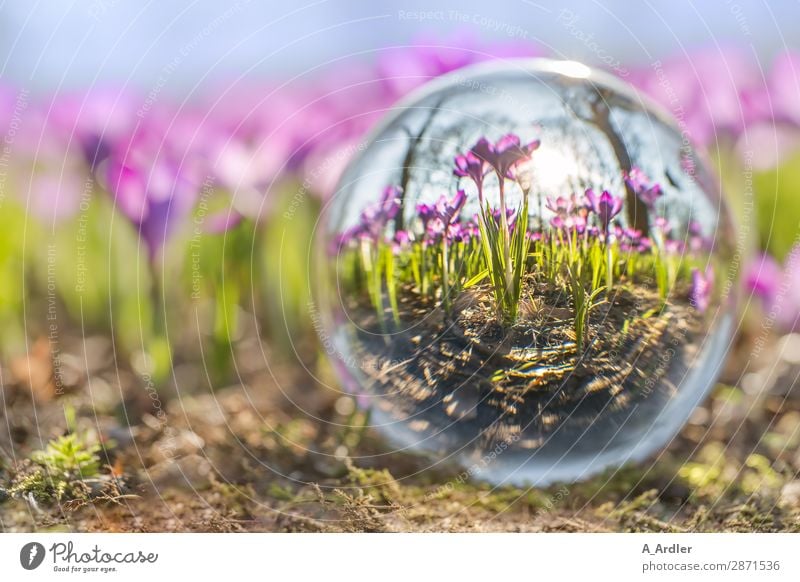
[
  {"left": 10, "top": 105, "right": 87, "bottom": 224},
  {"left": 690, "top": 268, "right": 713, "bottom": 313},
  {"left": 745, "top": 249, "right": 800, "bottom": 331},
  {"left": 103, "top": 115, "right": 206, "bottom": 260},
  {"left": 631, "top": 47, "right": 767, "bottom": 145},
  {"left": 769, "top": 51, "right": 800, "bottom": 127},
  {"left": 545, "top": 195, "right": 574, "bottom": 217},
  {"left": 624, "top": 167, "right": 663, "bottom": 207},
  {"left": 50, "top": 87, "right": 137, "bottom": 169},
  {"left": 392, "top": 229, "right": 412, "bottom": 254},
  {"left": 746, "top": 252, "right": 783, "bottom": 301}
]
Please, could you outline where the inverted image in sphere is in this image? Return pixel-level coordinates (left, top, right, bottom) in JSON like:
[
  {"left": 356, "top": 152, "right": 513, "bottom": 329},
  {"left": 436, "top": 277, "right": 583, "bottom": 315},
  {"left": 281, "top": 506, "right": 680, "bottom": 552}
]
[{"left": 316, "top": 59, "right": 738, "bottom": 486}]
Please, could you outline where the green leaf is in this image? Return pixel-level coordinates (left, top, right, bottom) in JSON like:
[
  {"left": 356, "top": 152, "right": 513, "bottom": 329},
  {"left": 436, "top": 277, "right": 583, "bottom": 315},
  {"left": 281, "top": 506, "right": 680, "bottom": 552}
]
[{"left": 464, "top": 269, "right": 490, "bottom": 289}]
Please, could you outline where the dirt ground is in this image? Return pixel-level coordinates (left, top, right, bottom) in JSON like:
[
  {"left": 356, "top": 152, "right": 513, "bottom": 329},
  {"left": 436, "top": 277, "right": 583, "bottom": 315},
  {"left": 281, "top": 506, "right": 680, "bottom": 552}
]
[{"left": 1, "top": 323, "right": 799, "bottom": 533}]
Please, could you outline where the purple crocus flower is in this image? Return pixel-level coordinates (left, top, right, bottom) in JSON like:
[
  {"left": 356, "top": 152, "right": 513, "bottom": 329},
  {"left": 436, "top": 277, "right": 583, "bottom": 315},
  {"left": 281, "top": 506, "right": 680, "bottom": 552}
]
[
  {"left": 334, "top": 186, "right": 401, "bottom": 251},
  {"left": 423, "top": 190, "right": 467, "bottom": 241},
  {"left": 459, "top": 222, "right": 482, "bottom": 244},
  {"left": 624, "top": 167, "right": 663, "bottom": 207},
  {"left": 654, "top": 216, "right": 672, "bottom": 238},
  {"left": 546, "top": 195, "right": 585, "bottom": 231},
  {"left": 665, "top": 239, "right": 686, "bottom": 255},
  {"left": 359, "top": 185, "right": 401, "bottom": 240},
  {"left": 392, "top": 230, "right": 412, "bottom": 254},
  {"left": 490, "top": 207, "right": 516, "bottom": 228},
  {"left": 545, "top": 195, "right": 574, "bottom": 217},
  {"left": 453, "top": 151, "right": 489, "bottom": 200},
  {"left": 585, "top": 189, "right": 623, "bottom": 233},
  {"left": 416, "top": 202, "right": 437, "bottom": 232},
  {"left": 614, "top": 225, "right": 637, "bottom": 244},
  {"left": 471, "top": 134, "right": 540, "bottom": 183},
  {"left": 636, "top": 237, "right": 653, "bottom": 253},
  {"left": 105, "top": 150, "right": 201, "bottom": 261},
  {"left": 435, "top": 189, "right": 467, "bottom": 225},
  {"left": 550, "top": 213, "right": 586, "bottom": 233}
]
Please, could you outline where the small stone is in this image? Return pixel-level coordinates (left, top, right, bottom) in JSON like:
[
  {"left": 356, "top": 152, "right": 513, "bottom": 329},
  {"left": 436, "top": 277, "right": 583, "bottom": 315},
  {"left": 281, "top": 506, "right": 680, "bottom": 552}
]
[
  {"left": 778, "top": 334, "right": 800, "bottom": 365},
  {"left": 147, "top": 454, "right": 215, "bottom": 491},
  {"left": 779, "top": 480, "right": 800, "bottom": 507},
  {"left": 151, "top": 430, "right": 205, "bottom": 463}
]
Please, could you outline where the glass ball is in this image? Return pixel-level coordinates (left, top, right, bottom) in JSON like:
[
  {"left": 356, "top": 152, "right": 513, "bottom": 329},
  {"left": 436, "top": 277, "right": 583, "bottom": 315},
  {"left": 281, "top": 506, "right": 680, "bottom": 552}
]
[{"left": 315, "top": 59, "right": 738, "bottom": 486}]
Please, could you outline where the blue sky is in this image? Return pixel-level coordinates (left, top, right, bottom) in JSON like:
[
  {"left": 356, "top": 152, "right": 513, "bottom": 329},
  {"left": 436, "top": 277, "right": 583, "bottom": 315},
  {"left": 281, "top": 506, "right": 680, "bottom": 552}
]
[{"left": 1, "top": 0, "right": 797, "bottom": 93}]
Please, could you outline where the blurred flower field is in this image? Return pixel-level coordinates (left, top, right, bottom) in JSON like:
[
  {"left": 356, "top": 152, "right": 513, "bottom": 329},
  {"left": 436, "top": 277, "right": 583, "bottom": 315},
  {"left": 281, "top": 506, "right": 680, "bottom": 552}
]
[{"left": 1, "top": 38, "right": 800, "bottom": 531}]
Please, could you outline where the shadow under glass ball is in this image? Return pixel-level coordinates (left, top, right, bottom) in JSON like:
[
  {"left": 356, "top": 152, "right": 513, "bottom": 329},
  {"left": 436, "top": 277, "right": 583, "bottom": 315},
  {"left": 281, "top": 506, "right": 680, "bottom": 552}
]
[{"left": 316, "top": 59, "right": 738, "bottom": 486}]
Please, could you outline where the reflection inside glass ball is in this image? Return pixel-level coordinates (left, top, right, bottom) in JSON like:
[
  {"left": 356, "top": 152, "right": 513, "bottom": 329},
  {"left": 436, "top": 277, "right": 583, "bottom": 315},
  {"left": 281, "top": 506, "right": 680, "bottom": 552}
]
[{"left": 317, "top": 60, "right": 737, "bottom": 486}]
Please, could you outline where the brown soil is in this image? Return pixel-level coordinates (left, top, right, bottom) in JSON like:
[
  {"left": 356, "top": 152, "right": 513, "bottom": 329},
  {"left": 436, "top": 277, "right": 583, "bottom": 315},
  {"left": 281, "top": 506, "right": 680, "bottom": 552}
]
[
  {"left": 1, "top": 310, "right": 799, "bottom": 532},
  {"left": 347, "top": 276, "right": 704, "bottom": 456}
]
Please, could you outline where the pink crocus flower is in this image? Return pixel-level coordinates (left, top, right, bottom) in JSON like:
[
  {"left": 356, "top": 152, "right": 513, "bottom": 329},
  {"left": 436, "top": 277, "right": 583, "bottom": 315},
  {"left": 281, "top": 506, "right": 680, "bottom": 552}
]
[
  {"left": 585, "top": 189, "right": 623, "bottom": 234},
  {"left": 453, "top": 151, "right": 489, "bottom": 201},
  {"left": 471, "top": 134, "right": 540, "bottom": 183}
]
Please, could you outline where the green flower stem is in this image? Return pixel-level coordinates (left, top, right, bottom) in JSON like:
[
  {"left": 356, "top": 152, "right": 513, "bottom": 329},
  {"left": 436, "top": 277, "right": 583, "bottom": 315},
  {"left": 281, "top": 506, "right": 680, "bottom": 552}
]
[
  {"left": 498, "top": 179, "right": 514, "bottom": 305},
  {"left": 441, "top": 236, "right": 451, "bottom": 312},
  {"left": 149, "top": 268, "right": 173, "bottom": 387}
]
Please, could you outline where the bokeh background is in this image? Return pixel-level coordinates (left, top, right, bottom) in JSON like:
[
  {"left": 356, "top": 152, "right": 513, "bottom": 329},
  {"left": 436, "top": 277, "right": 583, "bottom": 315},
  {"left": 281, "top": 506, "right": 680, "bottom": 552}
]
[{"left": 1, "top": 0, "right": 800, "bottom": 532}]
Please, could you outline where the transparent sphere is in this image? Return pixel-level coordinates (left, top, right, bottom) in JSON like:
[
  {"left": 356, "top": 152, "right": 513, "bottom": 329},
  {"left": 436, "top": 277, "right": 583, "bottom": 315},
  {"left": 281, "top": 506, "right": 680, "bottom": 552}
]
[{"left": 315, "top": 59, "right": 738, "bottom": 486}]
